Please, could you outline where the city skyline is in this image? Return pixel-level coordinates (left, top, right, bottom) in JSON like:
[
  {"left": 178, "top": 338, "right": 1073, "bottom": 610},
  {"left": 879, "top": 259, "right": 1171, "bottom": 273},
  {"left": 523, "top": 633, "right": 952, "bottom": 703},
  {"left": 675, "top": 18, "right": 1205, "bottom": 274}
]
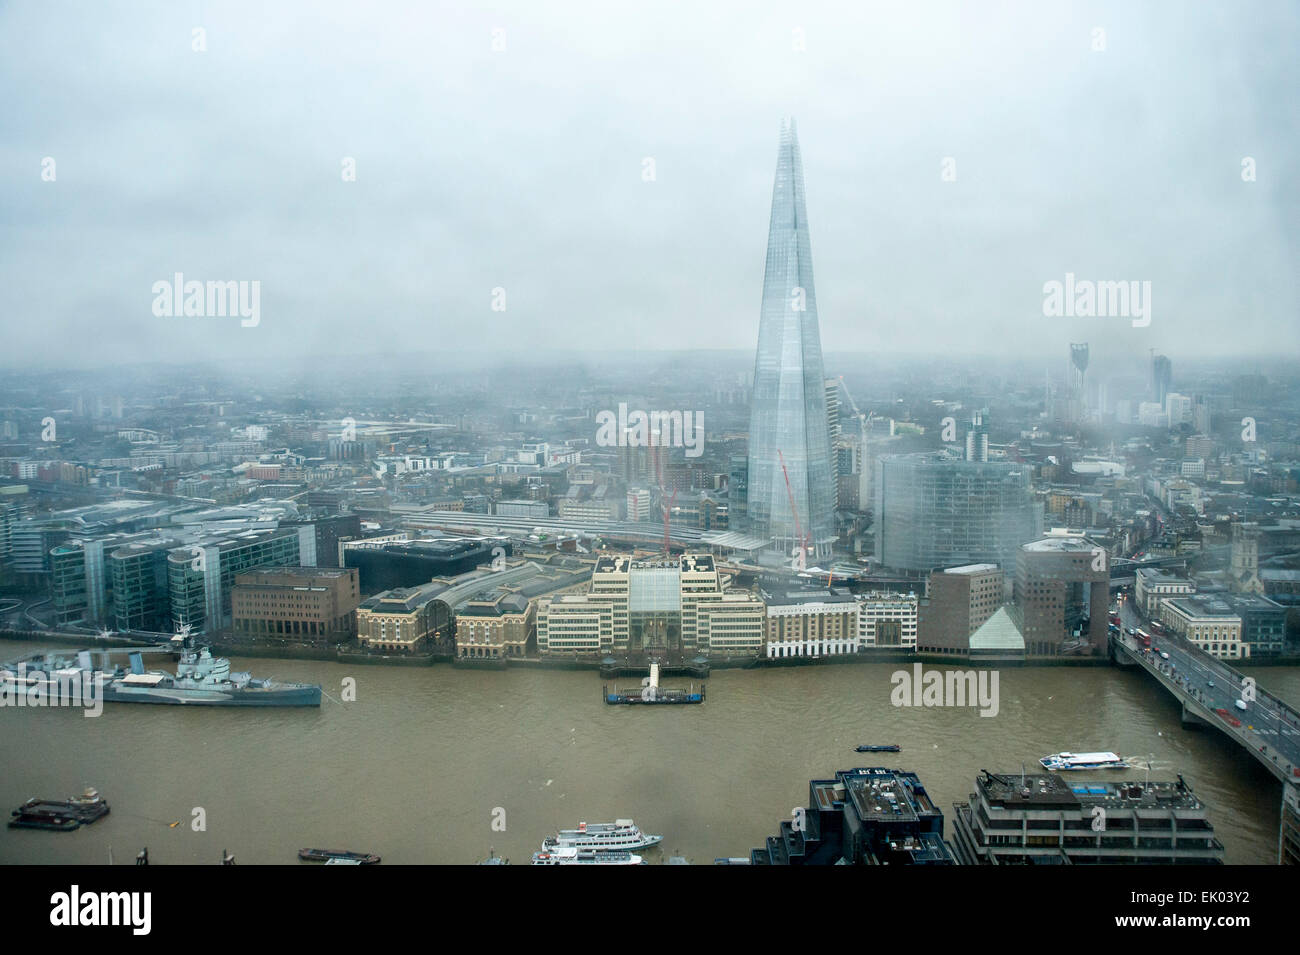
[{"left": 4, "top": 0, "right": 1300, "bottom": 894}]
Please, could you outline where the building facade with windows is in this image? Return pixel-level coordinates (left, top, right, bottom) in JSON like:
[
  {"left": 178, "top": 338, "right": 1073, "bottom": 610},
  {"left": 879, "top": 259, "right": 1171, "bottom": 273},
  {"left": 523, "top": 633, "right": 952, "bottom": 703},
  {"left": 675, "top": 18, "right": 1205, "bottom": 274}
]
[
  {"left": 231, "top": 566, "right": 359, "bottom": 642},
  {"left": 1159, "top": 595, "right": 1244, "bottom": 659}
]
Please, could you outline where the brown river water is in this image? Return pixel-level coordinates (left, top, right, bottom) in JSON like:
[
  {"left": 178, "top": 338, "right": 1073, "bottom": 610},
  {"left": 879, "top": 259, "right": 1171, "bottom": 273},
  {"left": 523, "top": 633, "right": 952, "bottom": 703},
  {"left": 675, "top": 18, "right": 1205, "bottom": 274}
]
[{"left": 2, "top": 640, "right": 1297, "bottom": 865}]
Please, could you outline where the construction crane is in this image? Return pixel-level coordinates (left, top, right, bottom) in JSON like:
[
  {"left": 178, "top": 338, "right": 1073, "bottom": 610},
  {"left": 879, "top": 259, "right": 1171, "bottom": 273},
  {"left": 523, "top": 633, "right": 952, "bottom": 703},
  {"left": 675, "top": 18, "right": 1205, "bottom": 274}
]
[
  {"left": 778, "top": 450, "right": 810, "bottom": 570},
  {"left": 837, "top": 376, "right": 873, "bottom": 435}
]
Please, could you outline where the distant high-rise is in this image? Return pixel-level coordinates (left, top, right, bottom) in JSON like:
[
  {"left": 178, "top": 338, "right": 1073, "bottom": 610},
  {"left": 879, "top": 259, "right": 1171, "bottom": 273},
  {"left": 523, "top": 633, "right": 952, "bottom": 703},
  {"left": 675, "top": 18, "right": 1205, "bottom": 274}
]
[
  {"left": 1068, "top": 343, "right": 1089, "bottom": 422},
  {"left": 745, "top": 119, "right": 836, "bottom": 561},
  {"left": 965, "top": 411, "right": 989, "bottom": 463},
  {"left": 1151, "top": 353, "right": 1172, "bottom": 408}
]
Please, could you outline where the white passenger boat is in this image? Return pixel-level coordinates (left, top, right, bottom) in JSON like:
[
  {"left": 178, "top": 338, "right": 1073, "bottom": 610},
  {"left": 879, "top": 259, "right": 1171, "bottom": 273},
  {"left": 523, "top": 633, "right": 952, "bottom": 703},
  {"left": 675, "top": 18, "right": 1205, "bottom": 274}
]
[
  {"left": 1039, "top": 752, "right": 1129, "bottom": 771},
  {"left": 543, "top": 819, "right": 662, "bottom": 851},
  {"left": 531, "top": 847, "right": 643, "bottom": 865}
]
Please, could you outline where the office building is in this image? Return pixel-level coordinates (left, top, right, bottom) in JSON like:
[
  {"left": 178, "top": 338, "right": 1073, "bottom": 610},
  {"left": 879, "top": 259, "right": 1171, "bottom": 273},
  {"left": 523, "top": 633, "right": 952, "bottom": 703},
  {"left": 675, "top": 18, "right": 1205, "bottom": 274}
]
[
  {"left": 626, "top": 487, "right": 652, "bottom": 523},
  {"left": 1014, "top": 536, "right": 1109, "bottom": 656},
  {"left": 916, "top": 563, "right": 1004, "bottom": 655},
  {"left": 343, "top": 538, "right": 505, "bottom": 593},
  {"left": 1159, "top": 594, "right": 1244, "bottom": 659},
  {"left": 230, "top": 566, "right": 360, "bottom": 642},
  {"left": 356, "top": 583, "right": 448, "bottom": 653},
  {"left": 1151, "top": 353, "right": 1172, "bottom": 408},
  {"left": 110, "top": 536, "right": 182, "bottom": 633},
  {"left": 744, "top": 767, "right": 957, "bottom": 865},
  {"left": 745, "top": 119, "right": 837, "bottom": 561},
  {"left": 167, "top": 526, "right": 304, "bottom": 634},
  {"left": 535, "top": 553, "right": 765, "bottom": 657},
  {"left": 1134, "top": 567, "right": 1195, "bottom": 616},
  {"left": 952, "top": 770, "right": 1223, "bottom": 864},
  {"left": 1220, "top": 592, "right": 1286, "bottom": 656},
  {"left": 763, "top": 588, "right": 858, "bottom": 658},
  {"left": 856, "top": 591, "right": 919, "bottom": 650},
  {"left": 455, "top": 592, "right": 533, "bottom": 660},
  {"left": 965, "top": 411, "right": 989, "bottom": 463},
  {"left": 874, "top": 454, "right": 1040, "bottom": 573}
]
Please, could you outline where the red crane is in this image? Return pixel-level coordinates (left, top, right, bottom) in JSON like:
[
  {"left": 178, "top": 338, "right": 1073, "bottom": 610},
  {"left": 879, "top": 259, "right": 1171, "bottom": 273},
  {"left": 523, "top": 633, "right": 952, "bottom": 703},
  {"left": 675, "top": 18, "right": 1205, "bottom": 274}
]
[{"left": 778, "top": 450, "right": 810, "bottom": 569}]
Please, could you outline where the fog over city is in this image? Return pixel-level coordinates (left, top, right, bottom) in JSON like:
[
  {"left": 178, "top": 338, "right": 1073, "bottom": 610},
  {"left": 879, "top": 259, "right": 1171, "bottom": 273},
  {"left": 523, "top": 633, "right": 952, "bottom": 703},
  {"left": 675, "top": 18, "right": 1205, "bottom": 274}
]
[
  {"left": 2, "top": 0, "right": 1297, "bottom": 371},
  {"left": 6, "top": 0, "right": 1300, "bottom": 903}
]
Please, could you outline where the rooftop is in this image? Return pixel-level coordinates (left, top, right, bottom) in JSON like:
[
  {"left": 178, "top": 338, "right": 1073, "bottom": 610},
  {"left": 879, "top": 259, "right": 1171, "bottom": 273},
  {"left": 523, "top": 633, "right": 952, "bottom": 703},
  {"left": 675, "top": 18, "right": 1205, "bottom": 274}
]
[
  {"left": 978, "top": 771, "right": 1206, "bottom": 813},
  {"left": 1022, "top": 536, "right": 1095, "bottom": 553},
  {"left": 943, "top": 563, "right": 1000, "bottom": 575}
]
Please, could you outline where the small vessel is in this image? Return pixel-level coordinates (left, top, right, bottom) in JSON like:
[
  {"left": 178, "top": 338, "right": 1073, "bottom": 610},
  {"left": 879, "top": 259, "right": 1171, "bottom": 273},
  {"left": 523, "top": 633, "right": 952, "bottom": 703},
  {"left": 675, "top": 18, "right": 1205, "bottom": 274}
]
[
  {"left": 855, "top": 744, "right": 901, "bottom": 753},
  {"left": 1039, "top": 752, "right": 1129, "bottom": 771},
  {"left": 9, "top": 788, "right": 110, "bottom": 830},
  {"left": 298, "top": 848, "right": 381, "bottom": 865},
  {"left": 531, "top": 847, "right": 643, "bottom": 865},
  {"left": 543, "top": 819, "right": 661, "bottom": 852}
]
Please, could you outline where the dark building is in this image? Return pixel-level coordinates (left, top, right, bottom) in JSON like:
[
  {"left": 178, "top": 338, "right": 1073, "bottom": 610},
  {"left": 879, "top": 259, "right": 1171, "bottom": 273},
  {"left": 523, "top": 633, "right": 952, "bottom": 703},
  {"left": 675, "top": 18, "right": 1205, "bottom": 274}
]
[
  {"left": 344, "top": 538, "right": 508, "bottom": 594},
  {"left": 284, "top": 514, "right": 361, "bottom": 568},
  {"left": 743, "top": 767, "right": 956, "bottom": 865},
  {"left": 727, "top": 454, "right": 747, "bottom": 529},
  {"left": 952, "top": 770, "right": 1224, "bottom": 864},
  {"left": 1221, "top": 592, "right": 1287, "bottom": 656},
  {"left": 917, "top": 563, "right": 1004, "bottom": 655}
]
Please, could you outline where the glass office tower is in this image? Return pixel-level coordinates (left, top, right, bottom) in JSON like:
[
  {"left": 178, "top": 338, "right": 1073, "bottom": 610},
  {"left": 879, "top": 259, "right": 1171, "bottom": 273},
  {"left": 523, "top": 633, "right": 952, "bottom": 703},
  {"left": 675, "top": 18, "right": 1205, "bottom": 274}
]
[{"left": 745, "top": 119, "right": 837, "bottom": 561}]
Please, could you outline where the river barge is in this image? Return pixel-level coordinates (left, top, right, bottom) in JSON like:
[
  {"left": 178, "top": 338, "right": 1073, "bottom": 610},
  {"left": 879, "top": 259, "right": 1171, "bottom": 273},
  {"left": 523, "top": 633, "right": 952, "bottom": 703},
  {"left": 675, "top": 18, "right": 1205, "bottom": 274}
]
[{"left": 9, "top": 788, "right": 109, "bottom": 831}]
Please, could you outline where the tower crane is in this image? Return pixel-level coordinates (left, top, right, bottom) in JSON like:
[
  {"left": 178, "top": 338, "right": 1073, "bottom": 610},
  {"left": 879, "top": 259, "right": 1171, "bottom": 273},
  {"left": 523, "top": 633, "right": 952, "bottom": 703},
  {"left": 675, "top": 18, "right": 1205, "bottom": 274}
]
[{"left": 778, "top": 449, "right": 810, "bottom": 570}]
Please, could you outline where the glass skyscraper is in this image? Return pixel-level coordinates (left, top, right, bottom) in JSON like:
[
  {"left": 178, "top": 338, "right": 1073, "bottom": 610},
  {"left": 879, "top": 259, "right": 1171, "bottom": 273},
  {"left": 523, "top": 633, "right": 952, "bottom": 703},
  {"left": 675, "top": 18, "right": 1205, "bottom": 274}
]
[
  {"left": 745, "top": 119, "right": 837, "bottom": 561},
  {"left": 874, "top": 453, "right": 1042, "bottom": 573}
]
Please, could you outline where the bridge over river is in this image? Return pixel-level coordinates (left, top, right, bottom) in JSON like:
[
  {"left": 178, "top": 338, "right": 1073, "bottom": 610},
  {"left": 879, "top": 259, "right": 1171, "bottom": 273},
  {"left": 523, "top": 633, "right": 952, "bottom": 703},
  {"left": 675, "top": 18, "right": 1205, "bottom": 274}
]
[{"left": 1110, "top": 628, "right": 1300, "bottom": 783}]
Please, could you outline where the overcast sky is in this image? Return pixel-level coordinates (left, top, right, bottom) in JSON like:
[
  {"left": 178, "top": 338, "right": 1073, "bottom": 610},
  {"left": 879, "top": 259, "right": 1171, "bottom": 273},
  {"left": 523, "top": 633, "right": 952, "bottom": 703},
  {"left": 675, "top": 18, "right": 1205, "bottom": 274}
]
[{"left": 2, "top": 0, "right": 1296, "bottom": 370}]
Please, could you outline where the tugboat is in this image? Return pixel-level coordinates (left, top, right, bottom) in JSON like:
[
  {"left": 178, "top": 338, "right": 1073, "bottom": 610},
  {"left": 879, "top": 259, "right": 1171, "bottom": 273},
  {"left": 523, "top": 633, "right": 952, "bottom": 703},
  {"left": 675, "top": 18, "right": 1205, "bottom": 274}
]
[
  {"left": 855, "top": 744, "right": 901, "bottom": 753},
  {"left": 9, "top": 787, "right": 110, "bottom": 830},
  {"left": 298, "top": 848, "right": 381, "bottom": 865}
]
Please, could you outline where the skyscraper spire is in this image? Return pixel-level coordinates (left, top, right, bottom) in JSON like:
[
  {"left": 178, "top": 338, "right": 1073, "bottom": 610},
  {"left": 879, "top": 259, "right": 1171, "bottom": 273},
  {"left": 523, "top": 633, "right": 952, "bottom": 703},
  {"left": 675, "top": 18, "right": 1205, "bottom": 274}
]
[{"left": 744, "top": 119, "right": 836, "bottom": 562}]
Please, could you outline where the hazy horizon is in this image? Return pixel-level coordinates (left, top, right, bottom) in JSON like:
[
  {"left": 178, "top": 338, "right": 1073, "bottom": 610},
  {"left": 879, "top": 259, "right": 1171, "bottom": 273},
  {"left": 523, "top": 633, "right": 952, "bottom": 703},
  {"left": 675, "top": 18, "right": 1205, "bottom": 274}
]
[{"left": 3, "top": 0, "right": 1297, "bottom": 369}]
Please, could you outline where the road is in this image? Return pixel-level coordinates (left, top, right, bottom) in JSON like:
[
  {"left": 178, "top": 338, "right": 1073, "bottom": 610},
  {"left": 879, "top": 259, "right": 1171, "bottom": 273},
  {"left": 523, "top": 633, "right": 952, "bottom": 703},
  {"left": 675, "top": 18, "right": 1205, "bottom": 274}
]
[{"left": 1113, "top": 591, "right": 1300, "bottom": 779}]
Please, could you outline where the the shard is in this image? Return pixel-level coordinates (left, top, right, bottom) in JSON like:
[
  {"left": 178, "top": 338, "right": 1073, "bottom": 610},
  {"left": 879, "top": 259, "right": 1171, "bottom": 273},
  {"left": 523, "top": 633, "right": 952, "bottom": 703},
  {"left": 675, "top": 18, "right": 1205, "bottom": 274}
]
[{"left": 744, "top": 119, "right": 837, "bottom": 562}]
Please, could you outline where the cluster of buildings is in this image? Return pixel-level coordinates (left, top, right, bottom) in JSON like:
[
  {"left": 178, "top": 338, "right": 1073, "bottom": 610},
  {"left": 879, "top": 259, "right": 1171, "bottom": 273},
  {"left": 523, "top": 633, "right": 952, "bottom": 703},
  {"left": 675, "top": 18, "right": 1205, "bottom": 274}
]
[
  {"left": 2, "top": 120, "right": 1297, "bottom": 668},
  {"left": 1128, "top": 523, "right": 1290, "bottom": 659},
  {"left": 741, "top": 765, "right": 1230, "bottom": 865}
]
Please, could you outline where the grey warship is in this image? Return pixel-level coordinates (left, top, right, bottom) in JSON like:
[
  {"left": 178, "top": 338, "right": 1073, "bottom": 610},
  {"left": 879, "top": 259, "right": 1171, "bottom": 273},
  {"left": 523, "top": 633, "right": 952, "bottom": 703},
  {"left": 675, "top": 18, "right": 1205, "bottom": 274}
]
[{"left": 101, "top": 630, "right": 321, "bottom": 707}]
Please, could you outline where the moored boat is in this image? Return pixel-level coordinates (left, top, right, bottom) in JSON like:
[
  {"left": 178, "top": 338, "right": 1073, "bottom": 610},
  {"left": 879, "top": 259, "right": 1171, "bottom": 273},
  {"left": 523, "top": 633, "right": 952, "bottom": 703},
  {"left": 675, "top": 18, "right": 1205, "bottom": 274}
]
[
  {"left": 531, "top": 847, "right": 643, "bottom": 865},
  {"left": 855, "top": 744, "right": 901, "bottom": 753},
  {"left": 102, "top": 646, "right": 321, "bottom": 707},
  {"left": 298, "top": 848, "right": 381, "bottom": 864},
  {"left": 9, "top": 788, "right": 109, "bottom": 830},
  {"left": 543, "top": 819, "right": 661, "bottom": 851}
]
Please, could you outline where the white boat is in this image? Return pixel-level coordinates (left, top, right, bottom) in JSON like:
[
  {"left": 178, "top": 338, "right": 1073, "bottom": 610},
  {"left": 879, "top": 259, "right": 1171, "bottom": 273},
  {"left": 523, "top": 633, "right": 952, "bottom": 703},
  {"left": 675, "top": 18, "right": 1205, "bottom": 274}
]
[
  {"left": 1039, "top": 752, "right": 1129, "bottom": 771},
  {"left": 543, "top": 819, "right": 662, "bottom": 851},
  {"left": 531, "top": 847, "right": 643, "bottom": 865}
]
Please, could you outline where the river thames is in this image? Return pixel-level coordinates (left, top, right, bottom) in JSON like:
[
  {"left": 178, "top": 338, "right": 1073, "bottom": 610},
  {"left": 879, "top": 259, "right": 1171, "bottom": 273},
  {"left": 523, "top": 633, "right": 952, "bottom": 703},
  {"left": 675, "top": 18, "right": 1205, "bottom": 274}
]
[{"left": 2, "top": 640, "right": 1297, "bottom": 865}]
